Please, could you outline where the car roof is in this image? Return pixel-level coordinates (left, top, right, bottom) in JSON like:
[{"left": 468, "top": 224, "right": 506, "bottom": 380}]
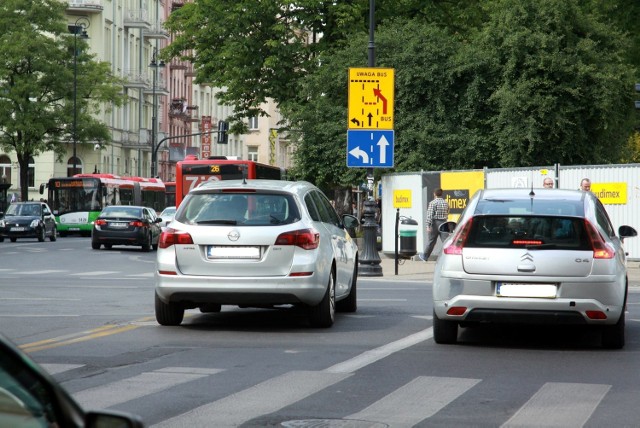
[
  {"left": 104, "top": 205, "right": 146, "bottom": 209},
  {"left": 192, "top": 179, "right": 316, "bottom": 194}
]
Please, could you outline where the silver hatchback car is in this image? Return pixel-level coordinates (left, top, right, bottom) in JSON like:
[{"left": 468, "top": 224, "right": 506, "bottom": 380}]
[
  {"left": 433, "top": 188, "right": 637, "bottom": 348},
  {"left": 155, "top": 180, "right": 359, "bottom": 328}
]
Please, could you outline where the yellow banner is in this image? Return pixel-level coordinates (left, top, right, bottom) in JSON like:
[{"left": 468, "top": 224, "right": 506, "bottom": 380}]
[
  {"left": 393, "top": 189, "right": 412, "bottom": 208},
  {"left": 591, "top": 182, "right": 627, "bottom": 205}
]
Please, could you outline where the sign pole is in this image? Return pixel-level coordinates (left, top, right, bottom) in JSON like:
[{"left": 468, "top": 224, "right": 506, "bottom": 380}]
[{"left": 358, "top": 0, "right": 383, "bottom": 277}]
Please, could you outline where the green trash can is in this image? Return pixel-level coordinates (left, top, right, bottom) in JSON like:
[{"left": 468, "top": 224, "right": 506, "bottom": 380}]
[{"left": 399, "top": 217, "right": 418, "bottom": 258}]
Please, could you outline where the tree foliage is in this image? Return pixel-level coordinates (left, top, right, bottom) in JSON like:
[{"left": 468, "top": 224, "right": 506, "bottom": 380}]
[
  {"left": 0, "top": 0, "right": 125, "bottom": 200},
  {"left": 165, "top": 0, "right": 638, "bottom": 189}
]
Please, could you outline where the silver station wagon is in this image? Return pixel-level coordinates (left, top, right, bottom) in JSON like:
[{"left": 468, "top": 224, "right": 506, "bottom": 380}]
[
  {"left": 155, "top": 180, "right": 359, "bottom": 328},
  {"left": 433, "top": 188, "right": 637, "bottom": 348}
]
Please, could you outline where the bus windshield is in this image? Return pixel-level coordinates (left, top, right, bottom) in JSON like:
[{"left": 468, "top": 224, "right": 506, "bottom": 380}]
[{"left": 49, "top": 178, "right": 101, "bottom": 216}]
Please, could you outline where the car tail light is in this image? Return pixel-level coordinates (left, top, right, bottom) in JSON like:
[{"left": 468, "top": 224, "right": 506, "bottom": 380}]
[
  {"left": 442, "top": 219, "right": 472, "bottom": 255},
  {"left": 446, "top": 306, "right": 467, "bottom": 316},
  {"left": 275, "top": 229, "right": 319, "bottom": 250},
  {"left": 159, "top": 229, "right": 194, "bottom": 248},
  {"left": 584, "top": 220, "right": 615, "bottom": 259},
  {"left": 130, "top": 220, "right": 145, "bottom": 227},
  {"left": 586, "top": 310, "right": 607, "bottom": 320},
  {"left": 94, "top": 219, "right": 107, "bottom": 226}
]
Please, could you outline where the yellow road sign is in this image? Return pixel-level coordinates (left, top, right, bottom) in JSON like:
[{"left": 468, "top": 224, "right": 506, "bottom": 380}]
[{"left": 348, "top": 67, "right": 394, "bottom": 130}]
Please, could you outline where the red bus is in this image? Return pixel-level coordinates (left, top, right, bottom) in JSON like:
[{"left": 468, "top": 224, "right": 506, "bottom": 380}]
[
  {"left": 175, "top": 157, "right": 286, "bottom": 206},
  {"left": 164, "top": 181, "right": 176, "bottom": 207}
]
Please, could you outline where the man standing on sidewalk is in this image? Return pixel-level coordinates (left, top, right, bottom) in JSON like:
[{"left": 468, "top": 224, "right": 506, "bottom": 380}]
[{"left": 421, "top": 188, "right": 449, "bottom": 262}]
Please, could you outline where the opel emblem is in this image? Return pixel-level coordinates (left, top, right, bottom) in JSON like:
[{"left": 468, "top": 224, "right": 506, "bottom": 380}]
[{"left": 228, "top": 229, "right": 240, "bottom": 241}]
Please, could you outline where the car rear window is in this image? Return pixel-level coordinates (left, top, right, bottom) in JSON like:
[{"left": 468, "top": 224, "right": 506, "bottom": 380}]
[
  {"left": 475, "top": 198, "right": 584, "bottom": 217},
  {"left": 465, "top": 215, "right": 592, "bottom": 250},
  {"left": 178, "top": 192, "right": 301, "bottom": 226},
  {"left": 101, "top": 207, "right": 141, "bottom": 218}
]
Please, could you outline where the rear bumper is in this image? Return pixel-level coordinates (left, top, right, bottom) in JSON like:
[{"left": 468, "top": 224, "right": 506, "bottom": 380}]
[
  {"left": 155, "top": 273, "right": 327, "bottom": 307},
  {"left": 92, "top": 229, "right": 145, "bottom": 245}
]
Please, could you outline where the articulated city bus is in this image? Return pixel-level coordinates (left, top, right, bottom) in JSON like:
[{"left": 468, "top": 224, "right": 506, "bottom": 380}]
[
  {"left": 175, "top": 157, "right": 286, "bottom": 207},
  {"left": 41, "top": 174, "right": 166, "bottom": 236}
]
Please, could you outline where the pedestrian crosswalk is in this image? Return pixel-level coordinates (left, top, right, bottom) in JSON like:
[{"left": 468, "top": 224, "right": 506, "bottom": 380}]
[
  {"left": 1, "top": 268, "right": 154, "bottom": 278},
  {"left": 42, "top": 363, "right": 614, "bottom": 427}
]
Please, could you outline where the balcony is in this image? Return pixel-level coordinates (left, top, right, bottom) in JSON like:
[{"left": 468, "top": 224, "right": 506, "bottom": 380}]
[
  {"left": 144, "top": 78, "right": 170, "bottom": 97},
  {"left": 122, "top": 69, "right": 148, "bottom": 89},
  {"left": 66, "top": 0, "right": 103, "bottom": 13},
  {"left": 143, "top": 21, "right": 169, "bottom": 40},
  {"left": 185, "top": 66, "right": 197, "bottom": 77},
  {"left": 170, "top": 60, "right": 188, "bottom": 71},
  {"left": 124, "top": 9, "right": 150, "bottom": 29}
]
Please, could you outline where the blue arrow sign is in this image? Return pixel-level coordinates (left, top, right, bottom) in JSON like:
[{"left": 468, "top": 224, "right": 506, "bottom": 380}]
[{"left": 346, "top": 130, "right": 394, "bottom": 168}]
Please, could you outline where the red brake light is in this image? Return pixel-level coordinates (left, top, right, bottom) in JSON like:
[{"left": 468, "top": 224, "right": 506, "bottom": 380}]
[
  {"left": 275, "top": 229, "right": 319, "bottom": 250},
  {"left": 159, "top": 229, "right": 194, "bottom": 248},
  {"left": 94, "top": 219, "right": 107, "bottom": 226},
  {"left": 442, "top": 219, "right": 472, "bottom": 255},
  {"left": 584, "top": 220, "right": 615, "bottom": 259},
  {"left": 130, "top": 220, "right": 145, "bottom": 227}
]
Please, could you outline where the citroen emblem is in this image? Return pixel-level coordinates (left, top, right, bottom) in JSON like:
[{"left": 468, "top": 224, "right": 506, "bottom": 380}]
[
  {"left": 520, "top": 252, "right": 534, "bottom": 262},
  {"left": 227, "top": 229, "right": 240, "bottom": 242}
]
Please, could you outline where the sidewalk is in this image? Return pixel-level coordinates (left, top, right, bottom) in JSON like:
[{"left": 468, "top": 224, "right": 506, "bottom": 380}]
[{"left": 363, "top": 253, "right": 640, "bottom": 286}]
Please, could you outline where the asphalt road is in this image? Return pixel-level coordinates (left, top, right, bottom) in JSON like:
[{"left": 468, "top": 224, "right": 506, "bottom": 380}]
[{"left": 2, "top": 237, "right": 640, "bottom": 427}]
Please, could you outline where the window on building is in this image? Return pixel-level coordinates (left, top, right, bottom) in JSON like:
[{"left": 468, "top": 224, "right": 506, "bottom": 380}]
[
  {"left": 0, "top": 155, "right": 11, "bottom": 185},
  {"left": 67, "top": 157, "right": 82, "bottom": 177},
  {"left": 248, "top": 147, "right": 258, "bottom": 162},
  {"left": 248, "top": 116, "right": 258, "bottom": 130}
]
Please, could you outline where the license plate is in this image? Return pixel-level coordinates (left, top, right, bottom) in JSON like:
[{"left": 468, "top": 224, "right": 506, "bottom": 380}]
[
  {"left": 10, "top": 227, "right": 25, "bottom": 232},
  {"left": 497, "top": 282, "right": 557, "bottom": 298},
  {"left": 207, "top": 246, "right": 261, "bottom": 259},
  {"left": 69, "top": 228, "right": 80, "bottom": 231},
  {"left": 110, "top": 222, "right": 128, "bottom": 228}
]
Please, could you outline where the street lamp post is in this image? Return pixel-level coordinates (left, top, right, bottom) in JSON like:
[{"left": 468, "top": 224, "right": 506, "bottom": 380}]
[
  {"left": 69, "top": 18, "right": 90, "bottom": 177},
  {"left": 149, "top": 47, "right": 165, "bottom": 178}
]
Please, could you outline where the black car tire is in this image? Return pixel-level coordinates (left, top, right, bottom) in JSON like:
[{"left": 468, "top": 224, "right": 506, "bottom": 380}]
[
  {"left": 38, "top": 227, "right": 45, "bottom": 242},
  {"left": 141, "top": 233, "right": 151, "bottom": 252},
  {"left": 91, "top": 241, "right": 100, "bottom": 250},
  {"left": 49, "top": 228, "right": 57, "bottom": 242},
  {"left": 10, "top": 237, "right": 17, "bottom": 243},
  {"left": 104, "top": 244, "right": 112, "bottom": 249},
  {"left": 602, "top": 309, "right": 625, "bottom": 349},
  {"left": 336, "top": 262, "right": 357, "bottom": 313},
  {"left": 0, "top": 237, "right": 4, "bottom": 242},
  {"left": 155, "top": 293, "right": 184, "bottom": 326},
  {"left": 309, "top": 270, "right": 335, "bottom": 328},
  {"left": 433, "top": 309, "right": 458, "bottom": 344}
]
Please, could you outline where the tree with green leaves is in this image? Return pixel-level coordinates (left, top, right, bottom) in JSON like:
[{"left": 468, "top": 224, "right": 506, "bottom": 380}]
[{"left": 0, "top": 0, "right": 125, "bottom": 201}]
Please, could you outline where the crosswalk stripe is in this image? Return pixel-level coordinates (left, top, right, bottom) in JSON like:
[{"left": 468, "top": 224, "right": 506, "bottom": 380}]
[
  {"left": 73, "top": 367, "right": 222, "bottom": 409},
  {"left": 501, "top": 382, "right": 610, "bottom": 427},
  {"left": 41, "top": 363, "right": 85, "bottom": 375},
  {"left": 152, "top": 370, "right": 352, "bottom": 428},
  {"left": 347, "top": 376, "right": 481, "bottom": 427}
]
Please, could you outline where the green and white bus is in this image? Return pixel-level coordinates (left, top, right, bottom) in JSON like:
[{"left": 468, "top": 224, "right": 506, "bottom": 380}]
[{"left": 40, "top": 174, "right": 166, "bottom": 236}]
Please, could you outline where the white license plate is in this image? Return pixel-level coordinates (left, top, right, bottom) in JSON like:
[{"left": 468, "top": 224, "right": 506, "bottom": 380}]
[
  {"left": 207, "top": 246, "right": 261, "bottom": 259},
  {"left": 10, "top": 227, "right": 25, "bottom": 232},
  {"left": 497, "top": 282, "right": 557, "bottom": 298},
  {"left": 110, "top": 222, "right": 128, "bottom": 228}
]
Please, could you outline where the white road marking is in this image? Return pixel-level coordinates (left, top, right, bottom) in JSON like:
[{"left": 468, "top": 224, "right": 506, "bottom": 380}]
[{"left": 501, "top": 382, "right": 610, "bottom": 428}]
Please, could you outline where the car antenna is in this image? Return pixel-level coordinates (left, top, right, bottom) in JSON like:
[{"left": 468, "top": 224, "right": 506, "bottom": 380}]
[{"left": 529, "top": 172, "right": 535, "bottom": 197}]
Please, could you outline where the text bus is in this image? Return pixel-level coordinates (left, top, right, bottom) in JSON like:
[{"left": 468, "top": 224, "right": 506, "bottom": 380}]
[
  {"left": 41, "top": 174, "right": 166, "bottom": 236},
  {"left": 175, "top": 158, "right": 286, "bottom": 206}
]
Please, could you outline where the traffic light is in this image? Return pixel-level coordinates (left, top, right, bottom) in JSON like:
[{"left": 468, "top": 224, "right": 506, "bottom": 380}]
[{"left": 217, "top": 120, "right": 228, "bottom": 144}]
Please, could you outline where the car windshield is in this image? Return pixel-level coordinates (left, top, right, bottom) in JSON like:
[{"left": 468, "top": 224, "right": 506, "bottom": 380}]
[
  {"left": 465, "top": 215, "right": 591, "bottom": 250},
  {"left": 5, "top": 204, "right": 41, "bottom": 217},
  {"left": 177, "top": 192, "right": 301, "bottom": 226},
  {"left": 161, "top": 207, "right": 176, "bottom": 216}
]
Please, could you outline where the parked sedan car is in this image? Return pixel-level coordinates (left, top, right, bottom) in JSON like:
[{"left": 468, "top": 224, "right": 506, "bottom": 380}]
[
  {"left": 159, "top": 206, "right": 176, "bottom": 228},
  {"left": 91, "top": 205, "right": 162, "bottom": 251},
  {"left": 433, "top": 188, "right": 637, "bottom": 349},
  {"left": 155, "top": 179, "right": 359, "bottom": 328},
  {"left": 0, "top": 201, "right": 57, "bottom": 242},
  {"left": 0, "top": 333, "right": 143, "bottom": 428}
]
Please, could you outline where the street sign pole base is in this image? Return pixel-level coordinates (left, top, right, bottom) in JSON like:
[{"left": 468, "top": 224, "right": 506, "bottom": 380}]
[{"left": 358, "top": 198, "right": 383, "bottom": 277}]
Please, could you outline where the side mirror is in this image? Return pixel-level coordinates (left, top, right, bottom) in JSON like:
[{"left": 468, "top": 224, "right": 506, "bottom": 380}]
[
  {"left": 39, "top": 183, "right": 45, "bottom": 194},
  {"left": 342, "top": 214, "right": 360, "bottom": 229},
  {"left": 619, "top": 225, "right": 638, "bottom": 243}
]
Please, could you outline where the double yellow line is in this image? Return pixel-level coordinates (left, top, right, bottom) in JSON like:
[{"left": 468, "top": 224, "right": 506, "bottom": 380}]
[{"left": 19, "top": 317, "right": 155, "bottom": 353}]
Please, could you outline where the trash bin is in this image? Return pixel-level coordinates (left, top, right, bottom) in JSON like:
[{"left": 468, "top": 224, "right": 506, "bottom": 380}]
[{"left": 399, "top": 217, "right": 419, "bottom": 259}]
